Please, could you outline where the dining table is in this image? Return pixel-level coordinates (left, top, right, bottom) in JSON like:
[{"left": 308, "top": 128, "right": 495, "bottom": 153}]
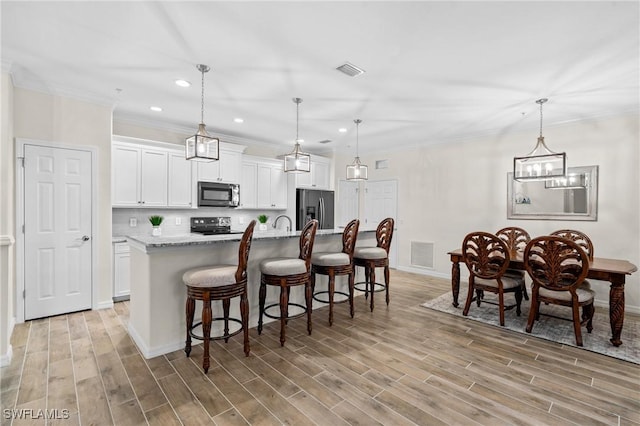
[{"left": 447, "top": 248, "right": 637, "bottom": 347}]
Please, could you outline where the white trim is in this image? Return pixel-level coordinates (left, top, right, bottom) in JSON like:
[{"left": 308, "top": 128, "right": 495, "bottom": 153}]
[
  {"left": 95, "top": 300, "right": 114, "bottom": 310},
  {"left": 10, "top": 73, "right": 114, "bottom": 107},
  {"left": 0, "top": 235, "right": 15, "bottom": 246},
  {"left": 128, "top": 322, "right": 185, "bottom": 359},
  {"left": 112, "top": 135, "right": 247, "bottom": 154},
  {"left": 15, "top": 138, "right": 99, "bottom": 323},
  {"left": 0, "top": 344, "right": 13, "bottom": 367},
  {"left": 397, "top": 265, "right": 451, "bottom": 280}
]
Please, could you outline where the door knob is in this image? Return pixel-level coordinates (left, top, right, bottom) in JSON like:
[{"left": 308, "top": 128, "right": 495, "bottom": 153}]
[{"left": 81, "top": 235, "right": 90, "bottom": 241}]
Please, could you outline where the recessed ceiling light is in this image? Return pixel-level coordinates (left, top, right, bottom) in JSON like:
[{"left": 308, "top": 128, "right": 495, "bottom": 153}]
[
  {"left": 338, "top": 128, "right": 347, "bottom": 133},
  {"left": 175, "top": 79, "right": 191, "bottom": 88},
  {"left": 234, "top": 118, "right": 244, "bottom": 123},
  {"left": 150, "top": 106, "right": 162, "bottom": 112}
]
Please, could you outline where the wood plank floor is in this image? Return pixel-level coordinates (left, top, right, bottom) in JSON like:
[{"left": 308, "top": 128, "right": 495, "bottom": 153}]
[{"left": 2, "top": 270, "right": 639, "bottom": 425}]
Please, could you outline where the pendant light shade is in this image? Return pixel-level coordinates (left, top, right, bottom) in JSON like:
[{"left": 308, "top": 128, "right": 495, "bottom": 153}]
[
  {"left": 346, "top": 119, "right": 368, "bottom": 181},
  {"left": 513, "top": 98, "right": 566, "bottom": 181},
  {"left": 284, "top": 98, "right": 311, "bottom": 173},
  {"left": 186, "top": 64, "right": 219, "bottom": 161}
]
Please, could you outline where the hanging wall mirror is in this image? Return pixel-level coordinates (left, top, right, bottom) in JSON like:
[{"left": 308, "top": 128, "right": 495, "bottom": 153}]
[{"left": 507, "top": 165, "right": 598, "bottom": 221}]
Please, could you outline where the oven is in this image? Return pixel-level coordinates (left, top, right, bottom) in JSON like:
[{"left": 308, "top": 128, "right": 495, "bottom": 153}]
[{"left": 197, "top": 181, "right": 240, "bottom": 207}]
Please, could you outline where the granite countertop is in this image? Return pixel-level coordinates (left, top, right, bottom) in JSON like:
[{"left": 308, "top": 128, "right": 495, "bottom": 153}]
[
  {"left": 125, "top": 228, "right": 361, "bottom": 250},
  {"left": 112, "top": 236, "right": 127, "bottom": 244}
]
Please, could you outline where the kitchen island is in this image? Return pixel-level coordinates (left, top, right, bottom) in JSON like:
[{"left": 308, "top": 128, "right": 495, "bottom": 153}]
[{"left": 127, "top": 228, "right": 376, "bottom": 358}]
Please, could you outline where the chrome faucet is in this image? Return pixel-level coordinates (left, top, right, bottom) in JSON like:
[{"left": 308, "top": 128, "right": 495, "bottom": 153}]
[{"left": 273, "top": 214, "right": 293, "bottom": 232}]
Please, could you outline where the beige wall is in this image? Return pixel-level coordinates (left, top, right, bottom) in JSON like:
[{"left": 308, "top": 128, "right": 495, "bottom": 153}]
[
  {"left": 335, "top": 113, "right": 640, "bottom": 311},
  {"left": 11, "top": 86, "right": 114, "bottom": 314}
]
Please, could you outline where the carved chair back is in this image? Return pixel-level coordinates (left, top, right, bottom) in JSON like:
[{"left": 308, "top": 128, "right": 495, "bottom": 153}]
[
  {"left": 524, "top": 235, "right": 589, "bottom": 293},
  {"left": 342, "top": 219, "right": 360, "bottom": 260},
  {"left": 235, "top": 220, "right": 257, "bottom": 283},
  {"left": 550, "top": 229, "right": 594, "bottom": 261},
  {"left": 376, "top": 218, "right": 395, "bottom": 253},
  {"left": 462, "top": 232, "right": 510, "bottom": 280},
  {"left": 496, "top": 227, "right": 531, "bottom": 256},
  {"left": 299, "top": 219, "right": 319, "bottom": 270}
]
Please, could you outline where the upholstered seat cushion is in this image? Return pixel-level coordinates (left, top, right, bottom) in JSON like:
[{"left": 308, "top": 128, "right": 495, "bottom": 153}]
[
  {"left": 475, "top": 276, "right": 524, "bottom": 289},
  {"left": 259, "top": 258, "right": 307, "bottom": 276},
  {"left": 183, "top": 265, "right": 237, "bottom": 288},
  {"left": 504, "top": 269, "right": 525, "bottom": 279},
  {"left": 311, "top": 252, "right": 350, "bottom": 267},
  {"left": 354, "top": 247, "right": 387, "bottom": 260},
  {"left": 539, "top": 286, "right": 595, "bottom": 302}
]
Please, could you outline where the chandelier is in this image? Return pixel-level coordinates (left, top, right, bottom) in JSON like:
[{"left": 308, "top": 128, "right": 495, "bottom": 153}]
[
  {"left": 346, "top": 119, "right": 368, "bottom": 181},
  {"left": 185, "top": 64, "right": 219, "bottom": 161},
  {"left": 283, "top": 98, "right": 311, "bottom": 173},
  {"left": 513, "top": 98, "right": 566, "bottom": 181}
]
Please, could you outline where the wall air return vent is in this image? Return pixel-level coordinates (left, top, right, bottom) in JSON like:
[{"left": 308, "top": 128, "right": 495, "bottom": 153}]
[
  {"left": 336, "top": 62, "right": 365, "bottom": 77},
  {"left": 411, "top": 241, "right": 435, "bottom": 269}
]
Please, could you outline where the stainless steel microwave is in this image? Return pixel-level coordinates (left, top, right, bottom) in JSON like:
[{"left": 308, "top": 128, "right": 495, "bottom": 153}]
[{"left": 197, "top": 182, "right": 240, "bottom": 207}]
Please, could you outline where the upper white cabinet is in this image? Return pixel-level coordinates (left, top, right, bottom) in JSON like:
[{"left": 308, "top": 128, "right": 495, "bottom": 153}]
[
  {"left": 112, "top": 137, "right": 246, "bottom": 208},
  {"left": 168, "top": 152, "right": 194, "bottom": 208},
  {"left": 240, "top": 156, "right": 287, "bottom": 210},
  {"left": 295, "top": 156, "right": 331, "bottom": 190},
  {"left": 197, "top": 150, "right": 243, "bottom": 184},
  {"left": 112, "top": 144, "right": 168, "bottom": 207}
]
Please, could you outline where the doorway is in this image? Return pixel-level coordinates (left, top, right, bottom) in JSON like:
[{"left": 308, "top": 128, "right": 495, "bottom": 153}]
[
  {"left": 363, "top": 179, "right": 398, "bottom": 268},
  {"left": 16, "top": 140, "right": 96, "bottom": 321}
]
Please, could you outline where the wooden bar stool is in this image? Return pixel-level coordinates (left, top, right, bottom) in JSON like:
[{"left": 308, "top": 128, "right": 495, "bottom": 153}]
[
  {"left": 258, "top": 219, "right": 318, "bottom": 346},
  {"left": 311, "top": 219, "right": 360, "bottom": 325},
  {"left": 182, "top": 220, "right": 256, "bottom": 373},
  {"left": 353, "top": 217, "right": 394, "bottom": 312}
]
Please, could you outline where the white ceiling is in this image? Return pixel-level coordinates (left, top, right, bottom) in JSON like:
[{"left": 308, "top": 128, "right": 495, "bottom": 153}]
[{"left": 2, "top": 1, "right": 638, "bottom": 154}]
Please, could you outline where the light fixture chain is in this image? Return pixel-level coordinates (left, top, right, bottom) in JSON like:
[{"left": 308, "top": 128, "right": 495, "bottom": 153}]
[
  {"left": 296, "top": 101, "right": 299, "bottom": 141},
  {"left": 539, "top": 100, "right": 543, "bottom": 138},
  {"left": 201, "top": 68, "right": 205, "bottom": 124},
  {"left": 356, "top": 121, "right": 360, "bottom": 156}
]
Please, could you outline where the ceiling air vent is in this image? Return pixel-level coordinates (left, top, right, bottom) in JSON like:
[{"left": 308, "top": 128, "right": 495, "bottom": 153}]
[
  {"left": 336, "top": 62, "right": 365, "bottom": 77},
  {"left": 318, "top": 140, "right": 332, "bottom": 144}
]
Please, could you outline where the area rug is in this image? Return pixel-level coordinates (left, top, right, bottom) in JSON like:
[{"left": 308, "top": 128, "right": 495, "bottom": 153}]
[{"left": 422, "top": 290, "right": 640, "bottom": 364}]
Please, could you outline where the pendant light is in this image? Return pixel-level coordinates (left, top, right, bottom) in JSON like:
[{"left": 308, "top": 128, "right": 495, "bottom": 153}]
[
  {"left": 283, "top": 98, "right": 311, "bottom": 173},
  {"left": 346, "top": 119, "right": 368, "bottom": 181},
  {"left": 513, "top": 98, "right": 566, "bottom": 181},
  {"left": 185, "top": 64, "right": 219, "bottom": 161}
]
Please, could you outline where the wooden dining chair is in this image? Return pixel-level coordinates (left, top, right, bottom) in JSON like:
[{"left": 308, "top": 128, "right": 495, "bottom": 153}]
[
  {"left": 524, "top": 235, "right": 595, "bottom": 346},
  {"left": 462, "top": 231, "right": 524, "bottom": 326},
  {"left": 495, "top": 226, "right": 531, "bottom": 300}
]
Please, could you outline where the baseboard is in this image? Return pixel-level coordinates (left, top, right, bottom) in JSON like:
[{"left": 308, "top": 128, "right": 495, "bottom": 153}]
[
  {"left": 0, "top": 344, "right": 13, "bottom": 367},
  {"left": 396, "top": 265, "right": 452, "bottom": 280},
  {"left": 128, "top": 322, "right": 185, "bottom": 359},
  {"left": 95, "top": 300, "right": 114, "bottom": 310}
]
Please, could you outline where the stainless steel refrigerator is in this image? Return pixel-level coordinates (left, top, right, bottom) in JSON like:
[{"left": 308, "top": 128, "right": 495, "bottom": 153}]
[{"left": 296, "top": 189, "right": 335, "bottom": 230}]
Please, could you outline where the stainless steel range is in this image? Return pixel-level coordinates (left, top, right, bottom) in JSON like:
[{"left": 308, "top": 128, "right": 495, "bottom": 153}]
[{"left": 190, "top": 217, "right": 243, "bottom": 235}]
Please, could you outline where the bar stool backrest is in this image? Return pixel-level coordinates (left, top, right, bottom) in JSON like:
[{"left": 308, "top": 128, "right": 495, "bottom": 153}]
[
  {"left": 235, "top": 220, "right": 257, "bottom": 283},
  {"left": 342, "top": 219, "right": 360, "bottom": 260},
  {"left": 299, "top": 219, "right": 319, "bottom": 270},
  {"left": 376, "top": 218, "right": 395, "bottom": 254}
]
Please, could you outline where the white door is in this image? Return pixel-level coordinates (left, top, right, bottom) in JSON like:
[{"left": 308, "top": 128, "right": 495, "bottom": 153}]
[
  {"left": 337, "top": 180, "right": 359, "bottom": 227},
  {"left": 24, "top": 145, "right": 93, "bottom": 320},
  {"left": 364, "top": 180, "right": 398, "bottom": 268}
]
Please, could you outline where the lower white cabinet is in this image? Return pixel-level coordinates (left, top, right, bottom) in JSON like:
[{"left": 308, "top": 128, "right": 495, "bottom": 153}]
[{"left": 113, "top": 242, "right": 130, "bottom": 301}]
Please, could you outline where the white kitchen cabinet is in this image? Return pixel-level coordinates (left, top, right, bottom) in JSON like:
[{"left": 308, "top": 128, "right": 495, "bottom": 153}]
[
  {"left": 112, "top": 143, "right": 168, "bottom": 207},
  {"left": 168, "top": 152, "right": 194, "bottom": 208},
  {"left": 239, "top": 161, "right": 258, "bottom": 208},
  {"left": 113, "top": 241, "right": 130, "bottom": 301},
  {"left": 240, "top": 157, "right": 287, "bottom": 210},
  {"left": 197, "top": 150, "right": 242, "bottom": 184},
  {"left": 295, "top": 156, "right": 331, "bottom": 190}
]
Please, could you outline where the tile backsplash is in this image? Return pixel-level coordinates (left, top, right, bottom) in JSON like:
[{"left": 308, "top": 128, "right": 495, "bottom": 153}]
[{"left": 112, "top": 207, "right": 288, "bottom": 237}]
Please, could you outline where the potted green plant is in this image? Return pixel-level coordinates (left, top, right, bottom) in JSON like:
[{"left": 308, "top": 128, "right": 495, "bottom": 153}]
[
  {"left": 149, "top": 215, "right": 164, "bottom": 236},
  {"left": 257, "top": 214, "right": 268, "bottom": 231}
]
